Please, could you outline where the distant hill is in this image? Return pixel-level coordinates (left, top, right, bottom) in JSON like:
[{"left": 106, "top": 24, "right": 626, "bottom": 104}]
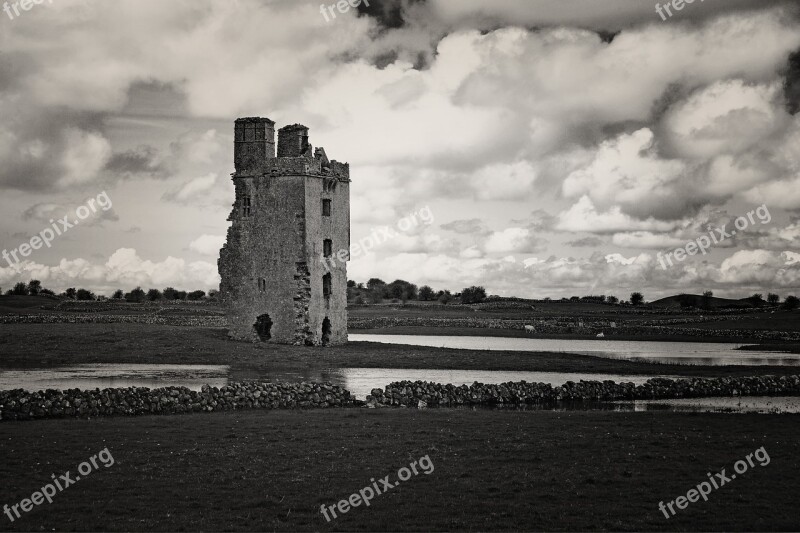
[{"left": 650, "top": 294, "right": 761, "bottom": 309}]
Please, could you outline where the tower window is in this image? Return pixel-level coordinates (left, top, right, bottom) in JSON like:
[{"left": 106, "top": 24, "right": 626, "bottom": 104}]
[
  {"left": 323, "top": 273, "right": 332, "bottom": 299},
  {"left": 323, "top": 239, "right": 333, "bottom": 257},
  {"left": 242, "top": 195, "right": 251, "bottom": 218},
  {"left": 258, "top": 278, "right": 266, "bottom": 292},
  {"left": 322, "top": 199, "right": 331, "bottom": 216}
]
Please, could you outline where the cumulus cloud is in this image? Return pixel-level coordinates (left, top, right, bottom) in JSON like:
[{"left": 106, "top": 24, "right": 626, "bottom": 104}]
[
  {"left": 0, "top": 248, "right": 219, "bottom": 294},
  {"left": 188, "top": 234, "right": 226, "bottom": 256},
  {"left": 556, "top": 196, "right": 679, "bottom": 234}
]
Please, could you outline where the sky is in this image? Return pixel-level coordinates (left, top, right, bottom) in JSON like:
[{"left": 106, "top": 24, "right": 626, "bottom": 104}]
[{"left": 0, "top": 0, "right": 799, "bottom": 300}]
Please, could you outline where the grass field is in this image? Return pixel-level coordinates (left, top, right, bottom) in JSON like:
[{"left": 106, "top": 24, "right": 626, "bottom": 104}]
[{"left": 1, "top": 409, "right": 798, "bottom": 531}]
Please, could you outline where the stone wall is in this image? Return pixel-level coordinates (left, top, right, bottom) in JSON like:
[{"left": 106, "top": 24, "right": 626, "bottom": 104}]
[
  {"left": 366, "top": 375, "right": 800, "bottom": 408},
  {"left": 0, "top": 381, "right": 359, "bottom": 421}
]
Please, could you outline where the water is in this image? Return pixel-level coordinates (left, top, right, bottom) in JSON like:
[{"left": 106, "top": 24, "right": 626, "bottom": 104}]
[
  {"left": 350, "top": 334, "right": 800, "bottom": 366},
  {"left": 0, "top": 365, "right": 669, "bottom": 399},
  {"left": 0, "top": 364, "right": 229, "bottom": 392}
]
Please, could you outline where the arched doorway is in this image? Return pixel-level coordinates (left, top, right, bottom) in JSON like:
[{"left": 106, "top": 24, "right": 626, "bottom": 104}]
[
  {"left": 321, "top": 317, "right": 331, "bottom": 345},
  {"left": 253, "top": 314, "right": 273, "bottom": 341}
]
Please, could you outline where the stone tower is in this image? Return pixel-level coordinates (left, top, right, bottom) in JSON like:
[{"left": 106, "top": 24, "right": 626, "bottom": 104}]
[{"left": 218, "top": 117, "right": 350, "bottom": 345}]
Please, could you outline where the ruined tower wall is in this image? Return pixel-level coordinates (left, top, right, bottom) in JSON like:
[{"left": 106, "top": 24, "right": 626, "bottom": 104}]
[
  {"left": 304, "top": 177, "right": 350, "bottom": 345},
  {"left": 220, "top": 175, "right": 307, "bottom": 343}
]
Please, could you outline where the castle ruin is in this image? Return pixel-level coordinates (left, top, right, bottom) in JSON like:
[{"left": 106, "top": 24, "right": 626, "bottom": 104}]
[{"left": 218, "top": 117, "right": 350, "bottom": 345}]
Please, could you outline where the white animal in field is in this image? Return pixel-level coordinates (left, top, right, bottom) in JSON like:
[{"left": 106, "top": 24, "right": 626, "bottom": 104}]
[
  {"left": 596, "top": 332, "right": 605, "bottom": 338},
  {"left": 524, "top": 325, "right": 535, "bottom": 334}
]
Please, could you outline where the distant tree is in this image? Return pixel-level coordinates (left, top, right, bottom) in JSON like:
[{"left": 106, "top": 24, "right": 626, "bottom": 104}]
[
  {"left": 112, "top": 289, "right": 124, "bottom": 299},
  {"left": 460, "top": 286, "right": 487, "bottom": 304},
  {"left": 174, "top": 290, "right": 187, "bottom": 300},
  {"left": 64, "top": 287, "right": 77, "bottom": 299},
  {"left": 606, "top": 295, "right": 619, "bottom": 305},
  {"left": 12, "top": 282, "right": 28, "bottom": 295},
  {"left": 783, "top": 295, "right": 799, "bottom": 310},
  {"left": 702, "top": 290, "right": 713, "bottom": 310},
  {"left": 630, "top": 292, "right": 644, "bottom": 306},
  {"left": 39, "top": 288, "right": 56, "bottom": 296},
  {"left": 418, "top": 285, "right": 435, "bottom": 301},
  {"left": 4, "top": 289, "right": 12, "bottom": 296},
  {"left": 147, "top": 289, "right": 163, "bottom": 301},
  {"left": 347, "top": 280, "right": 356, "bottom": 288},
  {"left": 366, "top": 278, "right": 386, "bottom": 291},
  {"left": 76, "top": 289, "right": 96, "bottom": 301},
  {"left": 163, "top": 287, "right": 178, "bottom": 300},
  {"left": 367, "top": 288, "right": 382, "bottom": 304},
  {"left": 187, "top": 290, "right": 206, "bottom": 301},
  {"left": 438, "top": 290, "right": 453, "bottom": 304},
  {"left": 27, "top": 280, "right": 42, "bottom": 296},
  {"left": 387, "top": 280, "right": 417, "bottom": 301},
  {"left": 207, "top": 289, "right": 219, "bottom": 301},
  {"left": 767, "top": 293, "right": 780, "bottom": 304},
  {"left": 124, "top": 287, "right": 146, "bottom": 303},
  {"left": 751, "top": 293, "right": 764, "bottom": 302},
  {"left": 570, "top": 296, "right": 580, "bottom": 302}
]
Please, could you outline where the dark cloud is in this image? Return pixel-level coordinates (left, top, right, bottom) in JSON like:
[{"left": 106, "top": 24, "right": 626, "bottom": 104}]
[
  {"left": 357, "top": 0, "right": 425, "bottom": 29},
  {"left": 440, "top": 218, "right": 490, "bottom": 236},
  {"left": 0, "top": 107, "right": 109, "bottom": 192},
  {"left": 510, "top": 209, "right": 556, "bottom": 232},
  {"left": 784, "top": 49, "right": 800, "bottom": 115},
  {"left": 566, "top": 236, "right": 605, "bottom": 247},
  {"left": 105, "top": 145, "right": 168, "bottom": 179}
]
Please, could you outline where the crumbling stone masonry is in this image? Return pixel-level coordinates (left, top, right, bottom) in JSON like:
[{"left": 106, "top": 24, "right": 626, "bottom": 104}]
[{"left": 218, "top": 117, "right": 350, "bottom": 345}]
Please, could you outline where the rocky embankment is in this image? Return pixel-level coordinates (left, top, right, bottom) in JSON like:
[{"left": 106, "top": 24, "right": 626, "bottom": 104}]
[
  {"left": 366, "top": 375, "right": 800, "bottom": 408},
  {"left": 0, "top": 381, "right": 359, "bottom": 421},
  {"left": 5, "top": 376, "right": 800, "bottom": 421}
]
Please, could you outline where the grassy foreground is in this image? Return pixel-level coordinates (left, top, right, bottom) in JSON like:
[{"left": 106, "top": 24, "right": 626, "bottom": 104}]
[{"left": 0, "top": 409, "right": 798, "bottom": 531}]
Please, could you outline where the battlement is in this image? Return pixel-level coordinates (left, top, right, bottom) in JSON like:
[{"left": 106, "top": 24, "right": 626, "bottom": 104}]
[
  {"left": 278, "top": 124, "right": 310, "bottom": 157},
  {"left": 233, "top": 117, "right": 349, "bottom": 180}
]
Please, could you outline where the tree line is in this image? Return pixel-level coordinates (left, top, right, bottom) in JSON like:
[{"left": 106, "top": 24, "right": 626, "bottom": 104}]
[{"left": 3, "top": 280, "right": 217, "bottom": 302}]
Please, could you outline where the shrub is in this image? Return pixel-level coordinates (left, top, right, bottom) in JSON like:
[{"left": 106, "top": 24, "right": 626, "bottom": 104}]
[
  {"left": 124, "top": 287, "right": 146, "bottom": 303},
  {"left": 418, "top": 285, "right": 435, "bottom": 301},
  {"left": 12, "top": 282, "right": 28, "bottom": 295},
  {"left": 461, "top": 286, "right": 487, "bottom": 304},
  {"left": 27, "top": 280, "right": 42, "bottom": 296},
  {"left": 76, "top": 289, "right": 95, "bottom": 301}
]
